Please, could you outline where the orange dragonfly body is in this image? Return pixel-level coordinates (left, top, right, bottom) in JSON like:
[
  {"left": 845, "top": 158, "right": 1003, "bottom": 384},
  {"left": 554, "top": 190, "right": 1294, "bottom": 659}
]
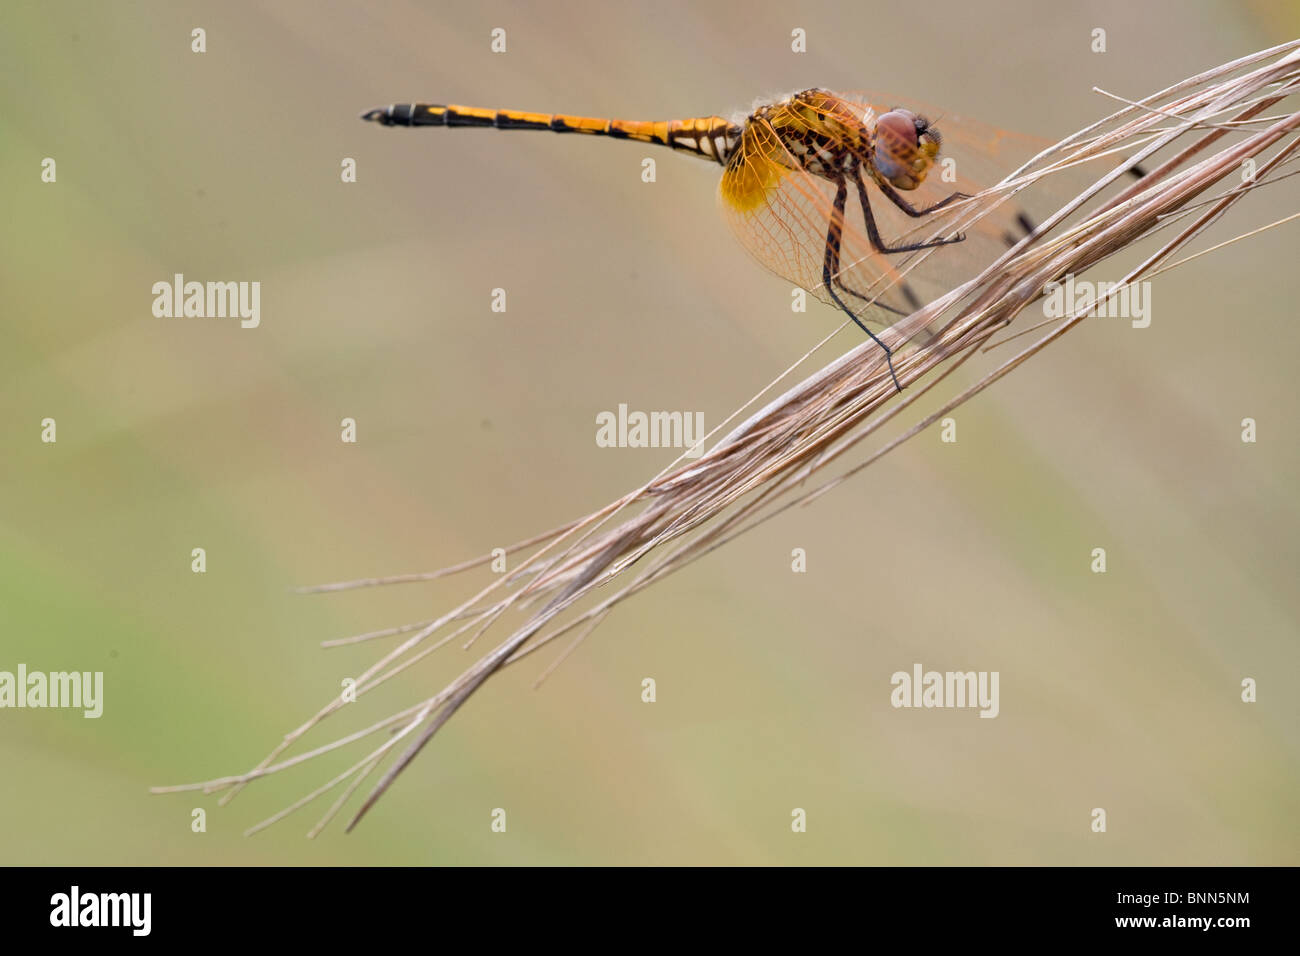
[{"left": 364, "top": 90, "right": 1038, "bottom": 389}]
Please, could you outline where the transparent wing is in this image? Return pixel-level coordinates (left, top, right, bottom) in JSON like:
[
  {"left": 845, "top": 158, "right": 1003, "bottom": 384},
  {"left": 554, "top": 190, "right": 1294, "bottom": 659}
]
[{"left": 718, "top": 116, "right": 851, "bottom": 303}]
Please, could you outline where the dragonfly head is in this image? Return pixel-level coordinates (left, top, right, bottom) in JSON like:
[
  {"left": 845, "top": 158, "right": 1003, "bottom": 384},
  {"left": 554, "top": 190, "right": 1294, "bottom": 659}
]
[{"left": 872, "top": 109, "right": 942, "bottom": 190}]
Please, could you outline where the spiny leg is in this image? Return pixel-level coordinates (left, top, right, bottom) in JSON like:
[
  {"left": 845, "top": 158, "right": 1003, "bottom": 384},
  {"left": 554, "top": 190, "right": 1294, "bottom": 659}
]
[
  {"left": 836, "top": 281, "right": 919, "bottom": 317},
  {"left": 833, "top": 189, "right": 925, "bottom": 314},
  {"left": 855, "top": 173, "right": 968, "bottom": 253},
  {"left": 830, "top": 170, "right": 967, "bottom": 344},
  {"left": 829, "top": 242, "right": 918, "bottom": 315},
  {"left": 874, "top": 179, "right": 972, "bottom": 218},
  {"left": 830, "top": 162, "right": 955, "bottom": 318},
  {"left": 824, "top": 176, "right": 903, "bottom": 392},
  {"left": 830, "top": 167, "right": 920, "bottom": 311}
]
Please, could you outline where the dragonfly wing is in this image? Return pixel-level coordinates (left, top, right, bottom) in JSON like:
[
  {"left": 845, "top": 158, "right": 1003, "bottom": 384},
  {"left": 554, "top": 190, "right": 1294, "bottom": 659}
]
[
  {"left": 718, "top": 115, "right": 932, "bottom": 330},
  {"left": 718, "top": 91, "right": 1100, "bottom": 342}
]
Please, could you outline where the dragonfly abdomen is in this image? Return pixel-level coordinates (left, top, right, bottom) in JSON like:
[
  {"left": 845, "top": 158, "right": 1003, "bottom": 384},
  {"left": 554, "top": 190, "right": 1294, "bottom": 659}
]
[{"left": 362, "top": 103, "right": 740, "bottom": 164}]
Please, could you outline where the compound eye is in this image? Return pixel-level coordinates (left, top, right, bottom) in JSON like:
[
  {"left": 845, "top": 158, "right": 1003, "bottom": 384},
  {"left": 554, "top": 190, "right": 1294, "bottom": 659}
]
[
  {"left": 873, "top": 108, "right": 940, "bottom": 188},
  {"left": 876, "top": 110, "right": 920, "bottom": 155}
]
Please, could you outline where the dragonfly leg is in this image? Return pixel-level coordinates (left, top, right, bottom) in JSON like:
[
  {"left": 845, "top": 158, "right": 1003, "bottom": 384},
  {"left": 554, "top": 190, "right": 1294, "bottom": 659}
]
[
  {"left": 875, "top": 181, "right": 971, "bottom": 218},
  {"left": 855, "top": 174, "right": 967, "bottom": 253},
  {"left": 836, "top": 282, "right": 917, "bottom": 316},
  {"left": 824, "top": 176, "right": 903, "bottom": 392}
]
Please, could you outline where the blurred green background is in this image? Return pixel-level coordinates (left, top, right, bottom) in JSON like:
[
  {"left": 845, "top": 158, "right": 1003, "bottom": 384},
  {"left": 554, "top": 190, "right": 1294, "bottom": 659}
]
[{"left": 1, "top": 0, "right": 1297, "bottom": 865}]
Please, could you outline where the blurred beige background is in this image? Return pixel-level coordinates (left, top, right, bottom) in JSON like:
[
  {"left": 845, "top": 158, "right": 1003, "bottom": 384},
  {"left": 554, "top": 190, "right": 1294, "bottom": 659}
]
[{"left": 1, "top": 0, "right": 1297, "bottom": 864}]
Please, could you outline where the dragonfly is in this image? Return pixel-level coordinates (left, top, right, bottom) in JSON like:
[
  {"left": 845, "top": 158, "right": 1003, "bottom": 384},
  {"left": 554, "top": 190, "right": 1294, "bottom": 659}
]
[{"left": 363, "top": 90, "right": 1043, "bottom": 391}]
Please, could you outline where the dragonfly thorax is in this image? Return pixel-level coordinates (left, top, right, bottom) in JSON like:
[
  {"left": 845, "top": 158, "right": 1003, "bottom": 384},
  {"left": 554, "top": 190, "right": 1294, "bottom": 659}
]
[{"left": 737, "top": 90, "right": 943, "bottom": 191}]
